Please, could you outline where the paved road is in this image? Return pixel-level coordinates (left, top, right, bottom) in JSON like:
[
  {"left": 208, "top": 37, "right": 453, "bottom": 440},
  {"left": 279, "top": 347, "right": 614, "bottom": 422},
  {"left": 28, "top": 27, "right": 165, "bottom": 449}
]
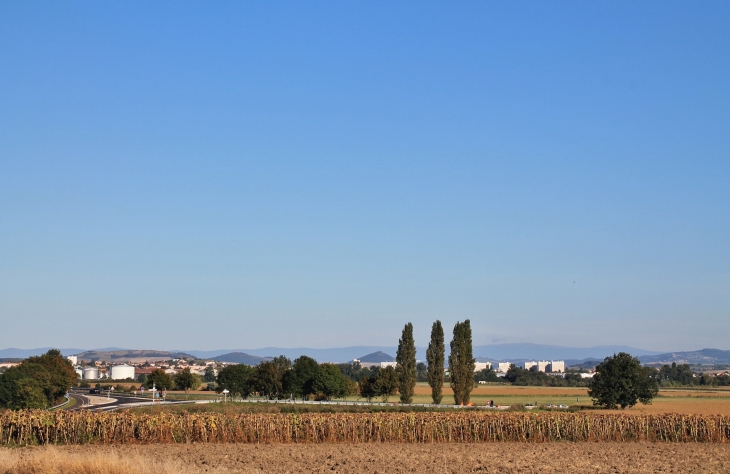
[
  {"left": 67, "top": 389, "right": 200, "bottom": 412},
  {"left": 68, "top": 390, "right": 156, "bottom": 411}
]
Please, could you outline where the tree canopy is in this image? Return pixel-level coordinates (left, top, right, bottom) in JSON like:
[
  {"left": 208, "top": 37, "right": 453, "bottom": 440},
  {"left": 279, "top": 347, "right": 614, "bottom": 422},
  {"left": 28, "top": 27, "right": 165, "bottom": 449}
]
[
  {"left": 589, "top": 352, "right": 659, "bottom": 409},
  {"left": 216, "top": 364, "right": 255, "bottom": 398},
  {"left": 173, "top": 367, "right": 201, "bottom": 395},
  {"left": 285, "top": 356, "right": 319, "bottom": 399},
  {"left": 426, "top": 320, "right": 445, "bottom": 404},
  {"left": 311, "top": 363, "right": 349, "bottom": 400},
  {"left": 0, "top": 349, "right": 76, "bottom": 409},
  {"left": 145, "top": 369, "right": 174, "bottom": 390},
  {"left": 374, "top": 366, "right": 398, "bottom": 402},
  {"left": 449, "top": 320, "right": 475, "bottom": 405},
  {"left": 396, "top": 322, "right": 417, "bottom": 404}
]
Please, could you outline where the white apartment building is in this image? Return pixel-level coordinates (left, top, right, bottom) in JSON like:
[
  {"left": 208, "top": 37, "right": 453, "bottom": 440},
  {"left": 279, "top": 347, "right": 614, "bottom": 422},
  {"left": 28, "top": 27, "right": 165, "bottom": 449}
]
[
  {"left": 550, "top": 361, "right": 565, "bottom": 373},
  {"left": 497, "top": 362, "right": 511, "bottom": 373},
  {"left": 524, "top": 360, "right": 566, "bottom": 373},
  {"left": 474, "top": 362, "right": 492, "bottom": 371}
]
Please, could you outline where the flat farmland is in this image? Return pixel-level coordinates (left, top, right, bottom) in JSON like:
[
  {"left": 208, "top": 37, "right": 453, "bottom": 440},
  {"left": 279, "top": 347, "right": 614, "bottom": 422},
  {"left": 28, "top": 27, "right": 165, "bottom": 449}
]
[
  {"left": 409, "top": 383, "right": 730, "bottom": 415},
  {"left": 152, "top": 384, "right": 730, "bottom": 415},
  {"left": 3, "top": 443, "right": 730, "bottom": 473}
]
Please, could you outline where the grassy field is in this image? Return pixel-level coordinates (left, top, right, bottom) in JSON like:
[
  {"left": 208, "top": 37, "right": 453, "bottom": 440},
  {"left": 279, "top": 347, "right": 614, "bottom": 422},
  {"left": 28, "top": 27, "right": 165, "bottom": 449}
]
[{"left": 152, "top": 382, "right": 730, "bottom": 415}]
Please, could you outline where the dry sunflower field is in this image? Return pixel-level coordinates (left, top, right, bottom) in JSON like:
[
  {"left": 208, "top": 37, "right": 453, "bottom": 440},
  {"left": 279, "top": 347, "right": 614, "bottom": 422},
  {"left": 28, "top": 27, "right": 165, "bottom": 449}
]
[{"left": 2, "top": 410, "right": 730, "bottom": 446}]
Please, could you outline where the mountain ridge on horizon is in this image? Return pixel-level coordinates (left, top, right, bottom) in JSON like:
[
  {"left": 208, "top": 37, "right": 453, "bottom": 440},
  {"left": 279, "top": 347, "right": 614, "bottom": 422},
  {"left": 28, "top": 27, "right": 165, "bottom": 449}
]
[
  {"left": 10, "top": 345, "right": 730, "bottom": 365},
  {"left": 0, "top": 343, "right": 668, "bottom": 363}
]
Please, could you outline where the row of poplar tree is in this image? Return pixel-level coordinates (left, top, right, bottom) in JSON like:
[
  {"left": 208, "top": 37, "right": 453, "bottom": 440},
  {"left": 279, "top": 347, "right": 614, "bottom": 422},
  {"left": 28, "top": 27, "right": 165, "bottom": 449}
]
[{"left": 394, "top": 319, "right": 476, "bottom": 405}]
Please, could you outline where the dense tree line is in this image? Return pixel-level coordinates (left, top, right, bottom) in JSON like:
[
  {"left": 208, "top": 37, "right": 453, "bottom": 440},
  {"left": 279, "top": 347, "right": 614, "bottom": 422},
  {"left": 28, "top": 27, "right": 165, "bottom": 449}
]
[
  {"left": 503, "top": 366, "right": 589, "bottom": 387},
  {"left": 651, "top": 362, "right": 730, "bottom": 387},
  {"left": 0, "top": 350, "right": 77, "bottom": 409},
  {"left": 215, "top": 356, "right": 356, "bottom": 401}
]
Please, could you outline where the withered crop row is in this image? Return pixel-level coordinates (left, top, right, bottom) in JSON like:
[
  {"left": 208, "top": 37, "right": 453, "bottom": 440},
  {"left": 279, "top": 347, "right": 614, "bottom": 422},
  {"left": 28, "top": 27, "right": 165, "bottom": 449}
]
[{"left": 1, "top": 411, "right": 729, "bottom": 446}]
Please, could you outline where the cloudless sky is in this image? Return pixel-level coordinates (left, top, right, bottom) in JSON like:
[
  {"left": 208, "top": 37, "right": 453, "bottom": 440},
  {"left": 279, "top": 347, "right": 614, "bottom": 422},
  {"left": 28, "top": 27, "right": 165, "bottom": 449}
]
[{"left": 1, "top": 2, "right": 728, "bottom": 352}]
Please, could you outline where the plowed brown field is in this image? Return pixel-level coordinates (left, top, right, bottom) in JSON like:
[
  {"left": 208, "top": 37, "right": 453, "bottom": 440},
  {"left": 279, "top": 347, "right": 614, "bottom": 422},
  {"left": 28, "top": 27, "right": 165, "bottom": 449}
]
[{"left": 3, "top": 443, "right": 730, "bottom": 473}]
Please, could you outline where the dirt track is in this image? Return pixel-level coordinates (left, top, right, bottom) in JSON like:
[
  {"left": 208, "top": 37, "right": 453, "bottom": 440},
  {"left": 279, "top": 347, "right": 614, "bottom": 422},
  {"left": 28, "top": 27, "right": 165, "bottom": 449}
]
[{"left": 8, "top": 443, "right": 730, "bottom": 473}]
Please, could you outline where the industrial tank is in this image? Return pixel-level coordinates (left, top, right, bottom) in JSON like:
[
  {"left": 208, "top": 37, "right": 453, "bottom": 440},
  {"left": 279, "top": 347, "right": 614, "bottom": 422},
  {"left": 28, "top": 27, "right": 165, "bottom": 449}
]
[
  {"left": 110, "top": 364, "right": 135, "bottom": 380},
  {"left": 82, "top": 367, "right": 99, "bottom": 380}
]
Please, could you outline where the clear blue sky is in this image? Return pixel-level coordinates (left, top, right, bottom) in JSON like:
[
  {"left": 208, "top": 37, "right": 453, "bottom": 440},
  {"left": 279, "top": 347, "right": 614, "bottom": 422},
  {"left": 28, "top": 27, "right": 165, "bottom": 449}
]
[{"left": 1, "top": 2, "right": 728, "bottom": 352}]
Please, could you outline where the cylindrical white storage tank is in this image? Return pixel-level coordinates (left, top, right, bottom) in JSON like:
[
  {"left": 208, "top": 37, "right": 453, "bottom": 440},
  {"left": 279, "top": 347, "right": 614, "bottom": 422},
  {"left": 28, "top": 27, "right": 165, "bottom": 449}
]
[
  {"left": 110, "top": 364, "right": 135, "bottom": 380},
  {"left": 83, "top": 367, "right": 99, "bottom": 380},
  {"left": 75, "top": 368, "right": 83, "bottom": 379}
]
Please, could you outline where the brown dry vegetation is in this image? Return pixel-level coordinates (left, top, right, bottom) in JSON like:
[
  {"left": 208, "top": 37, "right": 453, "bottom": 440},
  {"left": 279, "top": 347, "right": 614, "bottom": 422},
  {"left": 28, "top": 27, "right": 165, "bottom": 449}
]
[
  {"left": 3, "top": 410, "right": 730, "bottom": 445},
  {"left": 3, "top": 443, "right": 730, "bottom": 473}
]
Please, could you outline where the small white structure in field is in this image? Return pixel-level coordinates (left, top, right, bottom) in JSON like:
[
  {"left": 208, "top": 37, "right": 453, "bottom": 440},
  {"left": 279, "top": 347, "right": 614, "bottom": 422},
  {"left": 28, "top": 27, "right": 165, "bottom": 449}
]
[{"left": 110, "top": 364, "right": 135, "bottom": 380}]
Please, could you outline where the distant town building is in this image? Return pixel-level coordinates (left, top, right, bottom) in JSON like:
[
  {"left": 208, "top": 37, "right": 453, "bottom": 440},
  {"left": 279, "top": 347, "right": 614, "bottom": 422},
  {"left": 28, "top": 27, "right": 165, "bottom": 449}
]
[
  {"left": 550, "top": 361, "right": 565, "bottom": 373},
  {"left": 524, "top": 361, "right": 538, "bottom": 371},
  {"left": 66, "top": 355, "right": 78, "bottom": 365},
  {"left": 380, "top": 361, "right": 397, "bottom": 368},
  {"left": 497, "top": 362, "right": 511, "bottom": 373},
  {"left": 538, "top": 360, "right": 551, "bottom": 372},
  {"left": 474, "top": 362, "right": 492, "bottom": 371}
]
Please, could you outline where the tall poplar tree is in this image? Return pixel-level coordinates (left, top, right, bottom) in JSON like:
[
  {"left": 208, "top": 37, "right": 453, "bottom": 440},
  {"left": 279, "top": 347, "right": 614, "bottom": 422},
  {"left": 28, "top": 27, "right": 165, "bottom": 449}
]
[
  {"left": 426, "top": 320, "right": 445, "bottom": 404},
  {"left": 448, "top": 319, "right": 475, "bottom": 405},
  {"left": 395, "top": 322, "right": 417, "bottom": 404}
]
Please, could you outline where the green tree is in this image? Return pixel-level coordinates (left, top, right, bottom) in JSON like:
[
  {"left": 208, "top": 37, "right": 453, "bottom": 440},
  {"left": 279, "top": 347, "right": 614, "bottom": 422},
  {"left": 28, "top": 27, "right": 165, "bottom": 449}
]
[
  {"left": 0, "top": 349, "right": 76, "bottom": 409},
  {"left": 203, "top": 366, "right": 217, "bottom": 383},
  {"left": 395, "top": 322, "right": 417, "bottom": 404},
  {"left": 253, "top": 361, "right": 284, "bottom": 398},
  {"left": 416, "top": 362, "right": 428, "bottom": 382},
  {"left": 271, "top": 355, "right": 292, "bottom": 375},
  {"left": 285, "top": 356, "right": 319, "bottom": 399},
  {"left": 311, "top": 363, "right": 348, "bottom": 400},
  {"left": 426, "top": 320, "right": 445, "bottom": 404},
  {"left": 145, "top": 369, "right": 174, "bottom": 390},
  {"left": 358, "top": 375, "right": 377, "bottom": 402},
  {"left": 449, "top": 320, "right": 475, "bottom": 405},
  {"left": 216, "top": 364, "right": 255, "bottom": 399},
  {"left": 589, "top": 352, "right": 659, "bottom": 409},
  {"left": 474, "top": 367, "right": 500, "bottom": 383},
  {"left": 374, "top": 366, "right": 398, "bottom": 402},
  {"left": 0, "top": 366, "right": 49, "bottom": 409},
  {"left": 173, "top": 367, "right": 200, "bottom": 397}
]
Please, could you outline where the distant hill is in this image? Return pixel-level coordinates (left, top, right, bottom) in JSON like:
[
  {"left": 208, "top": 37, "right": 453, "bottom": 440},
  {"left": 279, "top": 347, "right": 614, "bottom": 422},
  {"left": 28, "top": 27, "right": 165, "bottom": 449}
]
[
  {"left": 639, "top": 349, "right": 730, "bottom": 365},
  {"left": 158, "top": 344, "right": 663, "bottom": 363},
  {"left": 179, "top": 346, "right": 403, "bottom": 363},
  {"left": 358, "top": 351, "right": 395, "bottom": 363},
  {"left": 211, "top": 352, "right": 270, "bottom": 365},
  {"left": 74, "top": 350, "right": 196, "bottom": 363}
]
